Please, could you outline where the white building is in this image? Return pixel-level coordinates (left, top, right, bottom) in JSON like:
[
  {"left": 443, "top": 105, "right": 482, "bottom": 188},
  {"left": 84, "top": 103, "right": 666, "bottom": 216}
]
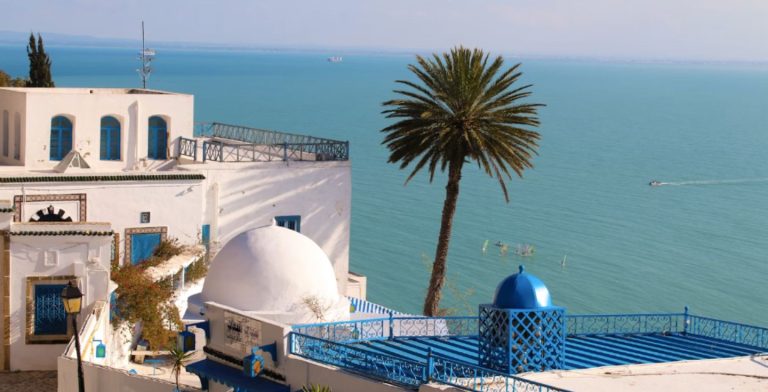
[{"left": 0, "top": 87, "right": 360, "bottom": 371}]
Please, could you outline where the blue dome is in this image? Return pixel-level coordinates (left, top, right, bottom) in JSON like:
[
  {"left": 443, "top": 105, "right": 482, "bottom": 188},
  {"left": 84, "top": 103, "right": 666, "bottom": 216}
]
[{"left": 492, "top": 265, "right": 552, "bottom": 309}]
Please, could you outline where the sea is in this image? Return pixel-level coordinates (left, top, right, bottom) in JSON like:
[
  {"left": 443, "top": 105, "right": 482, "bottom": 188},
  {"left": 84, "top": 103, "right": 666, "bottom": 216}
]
[{"left": 2, "top": 44, "right": 767, "bottom": 325}]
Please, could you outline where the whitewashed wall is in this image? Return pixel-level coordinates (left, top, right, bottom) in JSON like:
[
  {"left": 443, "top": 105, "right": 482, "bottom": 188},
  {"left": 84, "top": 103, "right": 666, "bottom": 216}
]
[
  {"left": 7, "top": 226, "right": 112, "bottom": 370},
  {"left": 0, "top": 89, "right": 25, "bottom": 166},
  {"left": 0, "top": 179, "right": 205, "bottom": 265},
  {"left": 190, "top": 160, "right": 351, "bottom": 292},
  {"left": 0, "top": 88, "right": 194, "bottom": 171}
]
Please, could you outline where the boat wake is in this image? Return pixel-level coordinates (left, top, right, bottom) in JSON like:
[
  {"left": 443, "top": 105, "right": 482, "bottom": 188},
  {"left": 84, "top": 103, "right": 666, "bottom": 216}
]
[{"left": 651, "top": 178, "right": 768, "bottom": 187}]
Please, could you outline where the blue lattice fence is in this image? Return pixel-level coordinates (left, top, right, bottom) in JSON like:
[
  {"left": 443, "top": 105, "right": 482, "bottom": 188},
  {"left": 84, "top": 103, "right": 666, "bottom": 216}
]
[{"left": 479, "top": 306, "right": 565, "bottom": 374}]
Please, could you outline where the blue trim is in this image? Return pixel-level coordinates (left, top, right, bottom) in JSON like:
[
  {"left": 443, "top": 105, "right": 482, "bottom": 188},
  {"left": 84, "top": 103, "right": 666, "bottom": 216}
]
[
  {"left": 274, "top": 215, "right": 300, "bottom": 232},
  {"left": 50, "top": 116, "right": 73, "bottom": 161},
  {"left": 100, "top": 116, "right": 121, "bottom": 160}
]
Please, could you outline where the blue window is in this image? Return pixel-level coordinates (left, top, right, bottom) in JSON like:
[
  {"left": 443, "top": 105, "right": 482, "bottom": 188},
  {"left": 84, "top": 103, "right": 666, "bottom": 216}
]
[
  {"left": 50, "top": 116, "right": 73, "bottom": 161},
  {"left": 34, "top": 284, "right": 68, "bottom": 335},
  {"left": 130, "top": 233, "right": 162, "bottom": 265},
  {"left": 148, "top": 116, "right": 168, "bottom": 160},
  {"left": 201, "top": 224, "right": 210, "bottom": 245},
  {"left": 100, "top": 116, "right": 121, "bottom": 160},
  {"left": 275, "top": 215, "right": 301, "bottom": 232}
]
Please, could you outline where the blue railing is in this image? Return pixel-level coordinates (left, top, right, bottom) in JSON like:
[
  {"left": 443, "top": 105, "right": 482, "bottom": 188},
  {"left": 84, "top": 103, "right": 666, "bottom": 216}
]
[
  {"left": 430, "top": 354, "right": 571, "bottom": 392},
  {"left": 292, "top": 315, "right": 478, "bottom": 343},
  {"left": 189, "top": 122, "right": 349, "bottom": 162},
  {"left": 290, "top": 332, "right": 427, "bottom": 388},
  {"left": 566, "top": 313, "right": 685, "bottom": 337},
  {"left": 687, "top": 314, "right": 768, "bottom": 349},
  {"left": 178, "top": 137, "right": 197, "bottom": 160}
]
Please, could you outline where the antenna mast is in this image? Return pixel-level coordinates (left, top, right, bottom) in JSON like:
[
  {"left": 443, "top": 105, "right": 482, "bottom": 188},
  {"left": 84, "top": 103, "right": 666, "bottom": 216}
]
[{"left": 137, "top": 21, "right": 155, "bottom": 89}]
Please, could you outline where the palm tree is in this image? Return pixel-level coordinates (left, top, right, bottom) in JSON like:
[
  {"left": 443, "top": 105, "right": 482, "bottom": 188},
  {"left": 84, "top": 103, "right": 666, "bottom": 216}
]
[
  {"left": 169, "top": 345, "right": 194, "bottom": 392},
  {"left": 382, "top": 47, "right": 543, "bottom": 316}
]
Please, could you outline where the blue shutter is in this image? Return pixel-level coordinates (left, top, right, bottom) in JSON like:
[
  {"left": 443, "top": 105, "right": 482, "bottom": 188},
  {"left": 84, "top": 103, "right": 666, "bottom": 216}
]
[
  {"left": 130, "top": 233, "right": 162, "bottom": 265},
  {"left": 100, "top": 128, "right": 108, "bottom": 160},
  {"left": 148, "top": 116, "right": 167, "bottom": 160},
  {"left": 109, "top": 128, "right": 120, "bottom": 159},
  {"left": 201, "top": 224, "right": 210, "bottom": 245},
  {"left": 34, "top": 284, "right": 68, "bottom": 335},
  {"left": 101, "top": 117, "right": 121, "bottom": 160},
  {"left": 50, "top": 116, "right": 73, "bottom": 161}
]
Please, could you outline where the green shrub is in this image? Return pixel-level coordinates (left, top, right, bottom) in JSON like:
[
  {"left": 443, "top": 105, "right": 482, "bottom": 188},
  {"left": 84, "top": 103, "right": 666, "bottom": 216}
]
[{"left": 185, "top": 256, "right": 208, "bottom": 283}]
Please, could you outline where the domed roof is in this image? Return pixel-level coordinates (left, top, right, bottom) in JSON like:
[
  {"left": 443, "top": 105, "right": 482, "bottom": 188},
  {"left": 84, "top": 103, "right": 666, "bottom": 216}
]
[
  {"left": 492, "top": 265, "right": 552, "bottom": 309},
  {"left": 201, "top": 224, "right": 348, "bottom": 321}
]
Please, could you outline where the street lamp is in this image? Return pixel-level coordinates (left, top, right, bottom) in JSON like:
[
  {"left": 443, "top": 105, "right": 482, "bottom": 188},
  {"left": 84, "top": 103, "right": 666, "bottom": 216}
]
[{"left": 61, "top": 281, "right": 85, "bottom": 392}]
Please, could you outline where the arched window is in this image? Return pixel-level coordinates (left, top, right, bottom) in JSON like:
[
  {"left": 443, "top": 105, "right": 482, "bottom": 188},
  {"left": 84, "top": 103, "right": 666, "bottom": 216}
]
[
  {"left": 50, "top": 116, "right": 73, "bottom": 161},
  {"left": 2, "top": 110, "right": 8, "bottom": 157},
  {"left": 148, "top": 116, "right": 167, "bottom": 160},
  {"left": 13, "top": 112, "right": 20, "bottom": 160},
  {"left": 100, "top": 116, "right": 121, "bottom": 160}
]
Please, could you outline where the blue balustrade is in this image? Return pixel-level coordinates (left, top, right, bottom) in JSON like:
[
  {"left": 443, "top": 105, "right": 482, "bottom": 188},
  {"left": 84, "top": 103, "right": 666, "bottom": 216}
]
[
  {"left": 687, "top": 314, "right": 768, "bottom": 349},
  {"left": 565, "top": 313, "right": 685, "bottom": 337},
  {"left": 430, "top": 355, "right": 572, "bottom": 392},
  {"left": 290, "top": 332, "right": 427, "bottom": 388}
]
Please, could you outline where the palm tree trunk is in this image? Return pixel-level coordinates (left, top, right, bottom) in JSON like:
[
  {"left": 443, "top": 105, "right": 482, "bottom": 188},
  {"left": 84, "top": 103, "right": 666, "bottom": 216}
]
[{"left": 423, "top": 159, "right": 463, "bottom": 316}]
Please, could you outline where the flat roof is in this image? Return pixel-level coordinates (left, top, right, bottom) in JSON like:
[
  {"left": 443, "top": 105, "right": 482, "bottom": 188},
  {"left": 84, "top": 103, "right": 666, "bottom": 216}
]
[
  {"left": 523, "top": 355, "right": 768, "bottom": 392},
  {"left": 0, "top": 87, "right": 186, "bottom": 95}
]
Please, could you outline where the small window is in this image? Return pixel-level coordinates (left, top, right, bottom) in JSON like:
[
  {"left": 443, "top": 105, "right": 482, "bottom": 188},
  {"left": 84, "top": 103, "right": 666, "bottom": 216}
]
[
  {"left": 50, "top": 116, "right": 73, "bottom": 161},
  {"left": 148, "top": 116, "right": 168, "bottom": 160},
  {"left": 100, "top": 116, "right": 121, "bottom": 160},
  {"left": 33, "top": 283, "right": 68, "bottom": 336},
  {"left": 275, "top": 215, "right": 301, "bottom": 232}
]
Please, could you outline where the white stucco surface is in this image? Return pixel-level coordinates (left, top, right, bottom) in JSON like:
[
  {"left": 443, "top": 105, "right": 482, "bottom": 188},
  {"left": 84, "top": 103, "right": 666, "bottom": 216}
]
[{"left": 201, "top": 224, "right": 349, "bottom": 323}]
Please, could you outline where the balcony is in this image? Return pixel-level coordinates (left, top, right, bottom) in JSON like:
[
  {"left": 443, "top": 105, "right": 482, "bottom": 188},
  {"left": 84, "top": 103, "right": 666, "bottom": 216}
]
[{"left": 177, "top": 122, "right": 349, "bottom": 163}]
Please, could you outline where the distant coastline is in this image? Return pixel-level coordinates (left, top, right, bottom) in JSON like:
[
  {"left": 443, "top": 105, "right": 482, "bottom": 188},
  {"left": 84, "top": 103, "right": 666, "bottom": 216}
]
[{"left": 2, "top": 30, "right": 768, "bottom": 67}]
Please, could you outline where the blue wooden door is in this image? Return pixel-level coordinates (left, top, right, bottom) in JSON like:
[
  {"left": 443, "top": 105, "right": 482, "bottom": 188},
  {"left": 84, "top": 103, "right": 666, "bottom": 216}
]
[
  {"left": 34, "top": 284, "right": 68, "bottom": 335},
  {"left": 130, "top": 233, "right": 162, "bottom": 265}
]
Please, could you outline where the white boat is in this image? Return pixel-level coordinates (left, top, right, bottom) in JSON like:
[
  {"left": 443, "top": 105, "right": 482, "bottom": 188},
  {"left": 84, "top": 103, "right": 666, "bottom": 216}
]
[
  {"left": 327, "top": 56, "right": 343, "bottom": 63},
  {"left": 649, "top": 180, "right": 662, "bottom": 187}
]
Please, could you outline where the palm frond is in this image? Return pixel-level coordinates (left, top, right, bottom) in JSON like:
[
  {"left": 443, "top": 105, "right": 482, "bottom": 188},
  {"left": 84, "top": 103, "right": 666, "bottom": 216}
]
[{"left": 381, "top": 46, "right": 542, "bottom": 201}]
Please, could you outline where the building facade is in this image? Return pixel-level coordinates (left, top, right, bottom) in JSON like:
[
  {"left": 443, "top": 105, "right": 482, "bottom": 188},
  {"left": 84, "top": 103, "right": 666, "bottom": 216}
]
[{"left": 0, "top": 87, "right": 356, "bottom": 370}]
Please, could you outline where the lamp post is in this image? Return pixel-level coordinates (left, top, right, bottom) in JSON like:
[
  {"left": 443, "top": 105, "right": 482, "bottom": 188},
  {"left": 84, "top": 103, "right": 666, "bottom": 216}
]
[{"left": 61, "top": 281, "right": 85, "bottom": 392}]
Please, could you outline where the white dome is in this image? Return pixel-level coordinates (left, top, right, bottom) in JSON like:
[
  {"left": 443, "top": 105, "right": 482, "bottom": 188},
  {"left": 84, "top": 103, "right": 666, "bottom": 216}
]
[{"left": 200, "top": 224, "right": 348, "bottom": 322}]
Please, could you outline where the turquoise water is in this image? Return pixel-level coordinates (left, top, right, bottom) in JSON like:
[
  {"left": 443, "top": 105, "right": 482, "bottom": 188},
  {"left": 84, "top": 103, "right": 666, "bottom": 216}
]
[{"left": 2, "top": 45, "right": 767, "bottom": 324}]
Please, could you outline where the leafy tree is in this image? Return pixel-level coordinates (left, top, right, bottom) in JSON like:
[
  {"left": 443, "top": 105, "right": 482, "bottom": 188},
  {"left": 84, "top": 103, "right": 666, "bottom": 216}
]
[
  {"left": 26, "top": 33, "right": 55, "bottom": 87},
  {"left": 381, "top": 47, "right": 543, "bottom": 316},
  {"left": 0, "top": 70, "right": 28, "bottom": 87}
]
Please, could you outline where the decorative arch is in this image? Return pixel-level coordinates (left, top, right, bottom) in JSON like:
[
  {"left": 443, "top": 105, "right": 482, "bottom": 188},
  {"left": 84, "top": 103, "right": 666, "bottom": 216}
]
[
  {"left": 100, "top": 116, "right": 121, "bottom": 160},
  {"left": 147, "top": 116, "right": 168, "bottom": 160},
  {"left": 30, "top": 205, "right": 73, "bottom": 222},
  {"left": 50, "top": 116, "right": 73, "bottom": 161}
]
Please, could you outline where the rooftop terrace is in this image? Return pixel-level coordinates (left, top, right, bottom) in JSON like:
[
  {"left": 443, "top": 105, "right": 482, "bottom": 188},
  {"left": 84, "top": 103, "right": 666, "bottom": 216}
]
[
  {"left": 178, "top": 122, "right": 349, "bottom": 163},
  {"left": 290, "top": 312, "right": 768, "bottom": 391}
]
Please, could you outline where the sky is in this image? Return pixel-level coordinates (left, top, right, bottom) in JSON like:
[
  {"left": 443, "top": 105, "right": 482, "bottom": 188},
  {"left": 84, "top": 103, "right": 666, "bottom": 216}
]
[{"left": 2, "top": 0, "right": 768, "bottom": 61}]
